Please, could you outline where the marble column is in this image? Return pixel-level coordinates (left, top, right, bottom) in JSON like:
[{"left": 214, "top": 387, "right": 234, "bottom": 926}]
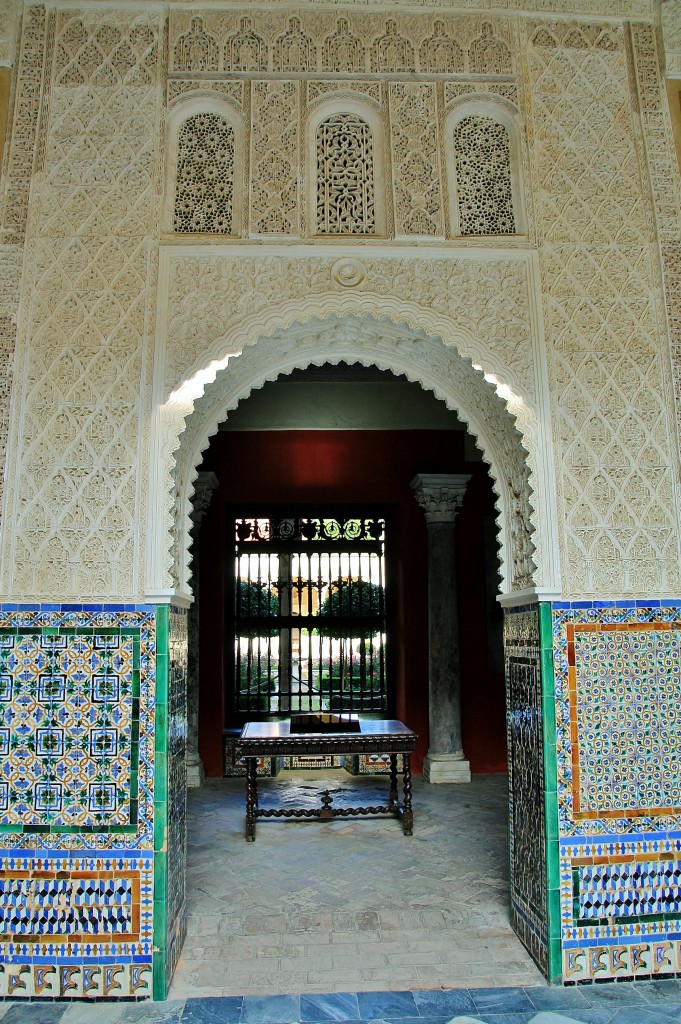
[
  {"left": 411, "top": 473, "right": 471, "bottom": 784},
  {"left": 186, "top": 471, "right": 219, "bottom": 788}
]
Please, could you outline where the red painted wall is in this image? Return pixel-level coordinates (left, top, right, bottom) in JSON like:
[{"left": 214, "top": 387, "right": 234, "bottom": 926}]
[{"left": 197, "top": 430, "right": 507, "bottom": 775}]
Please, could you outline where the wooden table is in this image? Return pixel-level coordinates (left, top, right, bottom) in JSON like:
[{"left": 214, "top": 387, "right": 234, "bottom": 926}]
[{"left": 235, "top": 719, "right": 416, "bottom": 841}]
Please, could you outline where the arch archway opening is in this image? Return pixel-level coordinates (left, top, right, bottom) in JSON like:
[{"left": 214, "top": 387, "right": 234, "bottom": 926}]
[{"left": 165, "top": 333, "right": 548, "bottom": 991}]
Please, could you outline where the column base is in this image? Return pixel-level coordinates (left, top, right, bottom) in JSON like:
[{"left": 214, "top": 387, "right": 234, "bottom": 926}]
[
  {"left": 423, "top": 753, "right": 471, "bottom": 784},
  {"left": 186, "top": 757, "right": 205, "bottom": 788}
]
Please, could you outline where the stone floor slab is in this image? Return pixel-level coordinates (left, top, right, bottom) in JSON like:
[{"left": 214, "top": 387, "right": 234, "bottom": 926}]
[{"left": 170, "top": 774, "right": 543, "bottom": 999}]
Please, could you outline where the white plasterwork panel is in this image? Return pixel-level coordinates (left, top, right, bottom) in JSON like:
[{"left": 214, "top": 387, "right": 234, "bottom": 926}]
[
  {"left": 523, "top": 18, "right": 681, "bottom": 598},
  {"left": 0, "top": 0, "right": 19, "bottom": 65},
  {"left": 0, "top": 6, "right": 164, "bottom": 601}
]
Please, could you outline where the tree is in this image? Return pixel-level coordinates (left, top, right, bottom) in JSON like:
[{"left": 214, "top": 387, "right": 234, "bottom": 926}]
[
  {"left": 237, "top": 581, "right": 280, "bottom": 706},
  {"left": 316, "top": 578, "right": 384, "bottom": 689},
  {"left": 237, "top": 579, "right": 280, "bottom": 637}
]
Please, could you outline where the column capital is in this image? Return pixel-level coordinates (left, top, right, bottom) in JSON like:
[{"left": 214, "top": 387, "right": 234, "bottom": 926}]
[
  {"left": 410, "top": 473, "right": 471, "bottom": 524},
  {"left": 190, "top": 471, "right": 220, "bottom": 528}
]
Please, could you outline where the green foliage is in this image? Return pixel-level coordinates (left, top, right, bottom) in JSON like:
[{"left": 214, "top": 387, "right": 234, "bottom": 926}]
[
  {"left": 316, "top": 579, "right": 384, "bottom": 640},
  {"left": 238, "top": 579, "right": 280, "bottom": 638}
]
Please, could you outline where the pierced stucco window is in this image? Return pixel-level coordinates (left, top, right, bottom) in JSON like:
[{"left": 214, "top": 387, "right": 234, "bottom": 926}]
[
  {"left": 164, "top": 98, "right": 244, "bottom": 237},
  {"left": 316, "top": 113, "right": 376, "bottom": 235},
  {"left": 447, "top": 103, "right": 525, "bottom": 238},
  {"left": 174, "top": 112, "right": 234, "bottom": 233}
]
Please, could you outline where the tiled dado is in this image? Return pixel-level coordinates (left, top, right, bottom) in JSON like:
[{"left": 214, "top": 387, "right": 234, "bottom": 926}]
[
  {"left": 0, "top": 603, "right": 165, "bottom": 1000},
  {"left": 503, "top": 604, "right": 553, "bottom": 979},
  {"left": 552, "top": 601, "right": 681, "bottom": 983},
  {"left": 561, "top": 832, "right": 681, "bottom": 982},
  {"left": 0, "top": 848, "right": 153, "bottom": 997}
]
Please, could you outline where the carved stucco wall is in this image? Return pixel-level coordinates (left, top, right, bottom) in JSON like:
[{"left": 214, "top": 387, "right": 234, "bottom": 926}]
[
  {"left": 0, "top": 1, "right": 679, "bottom": 605},
  {"left": 0, "top": 0, "right": 20, "bottom": 66},
  {"left": 662, "top": 0, "right": 681, "bottom": 79},
  {"left": 0, "top": 6, "right": 163, "bottom": 599},
  {"left": 524, "top": 19, "right": 681, "bottom": 597}
]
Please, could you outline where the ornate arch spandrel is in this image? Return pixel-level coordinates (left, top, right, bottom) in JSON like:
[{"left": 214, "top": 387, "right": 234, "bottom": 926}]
[{"left": 148, "top": 299, "right": 556, "bottom": 603}]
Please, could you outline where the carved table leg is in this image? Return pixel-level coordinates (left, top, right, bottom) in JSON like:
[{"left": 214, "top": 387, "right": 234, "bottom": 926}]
[
  {"left": 402, "top": 753, "right": 413, "bottom": 836},
  {"left": 389, "top": 753, "right": 398, "bottom": 809},
  {"left": 245, "top": 758, "right": 258, "bottom": 842}
]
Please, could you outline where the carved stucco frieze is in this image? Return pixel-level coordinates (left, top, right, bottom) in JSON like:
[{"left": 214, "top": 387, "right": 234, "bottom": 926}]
[
  {"left": 628, "top": 23, "right": 681, "bottom": 484},
  {"left": 62, "top": 0, "right": 658, "bottom": 15},
  {"left": 0, "top": 246, "right": 22, "bottom": 521},
  {"left": 0, "top": 5, "right": 52, "bottom": 244},
  {"left": 168, "top": 11, "right": 517, "bottom": 77},
  {"left": 662, "top": 0, "right": 681, "bottom": 79}
]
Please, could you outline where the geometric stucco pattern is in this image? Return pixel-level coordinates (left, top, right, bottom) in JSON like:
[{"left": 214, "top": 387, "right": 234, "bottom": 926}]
[
  {"left": 1, "top": 9, "right": 162, "bottom": 601},
  {"left": 526, "top": 22, "right": 681, "bottom": 597}
]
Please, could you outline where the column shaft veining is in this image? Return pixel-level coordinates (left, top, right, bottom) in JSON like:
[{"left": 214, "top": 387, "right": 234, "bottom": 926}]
[{"left": 411, "top": 473, "right": 471, "bottom": 784}]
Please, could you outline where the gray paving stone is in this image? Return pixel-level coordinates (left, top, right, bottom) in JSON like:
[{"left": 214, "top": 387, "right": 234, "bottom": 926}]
[
  {"left": 170, "top": 776, "right": 544, "bottom": 999},
  {"left": 3, "top": 1007, "right": 69, "bottom": 1024},
  {"left": 529, "top": 1013, "right": 595, "bottom": 1024}
]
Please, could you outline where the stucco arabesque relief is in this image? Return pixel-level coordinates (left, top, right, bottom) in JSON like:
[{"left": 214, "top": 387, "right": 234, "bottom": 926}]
[{"left": 158, "top": 249, "right": 548, "bottom": 600}]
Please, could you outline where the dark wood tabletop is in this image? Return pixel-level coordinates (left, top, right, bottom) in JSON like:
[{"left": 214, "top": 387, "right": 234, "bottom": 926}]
[{"left": 236, "top": 719, "right": 417, "bottom": 757}]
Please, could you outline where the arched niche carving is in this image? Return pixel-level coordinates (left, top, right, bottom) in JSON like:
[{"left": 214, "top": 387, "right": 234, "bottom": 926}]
[
  {"left": 163, "top": 94, "right": 244, "bottom": 237},
  {"left": 445, "top": 98, "right": 526, "bottom": 239},
  {"left": 151, "top": 309, "right": 550, "bottom": 602},
  {"left": 306, "top": 95, "right": 387, "bottom": 238}
]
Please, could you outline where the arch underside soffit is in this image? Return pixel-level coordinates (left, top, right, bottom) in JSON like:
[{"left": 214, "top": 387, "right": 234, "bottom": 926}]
[{"left": 166, "top": 314, "right": 540, "bottom": 597}]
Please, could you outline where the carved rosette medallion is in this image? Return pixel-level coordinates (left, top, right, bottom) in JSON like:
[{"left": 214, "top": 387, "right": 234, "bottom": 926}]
[{"left": 331, "top": 258, "right": 366, "bottom": 288}]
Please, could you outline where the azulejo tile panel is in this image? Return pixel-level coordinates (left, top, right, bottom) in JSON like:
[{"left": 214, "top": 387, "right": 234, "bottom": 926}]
[
  {"left": 553, "top": 601, "right": 681, "bottom": 983},
  {"left": 552, "top": 602, "right": 681, "bottom": 839},
  {"left": 0, "top": 605, "right": 156, "bottom": 852},
  {"left": 0, "top": 604, "right": 157, "bottom": 999},
  {"left": 0, "top": 848, "right": 154, "bottom": 997},
  {"left": 568, "top": 623, "right": 681, "bottom": 819},
  {"left": 575, "top": 858, "right": 681, "bottom": 921},
  {"left": 0, "top": 631, "right": 139, "bottom": 829}
]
